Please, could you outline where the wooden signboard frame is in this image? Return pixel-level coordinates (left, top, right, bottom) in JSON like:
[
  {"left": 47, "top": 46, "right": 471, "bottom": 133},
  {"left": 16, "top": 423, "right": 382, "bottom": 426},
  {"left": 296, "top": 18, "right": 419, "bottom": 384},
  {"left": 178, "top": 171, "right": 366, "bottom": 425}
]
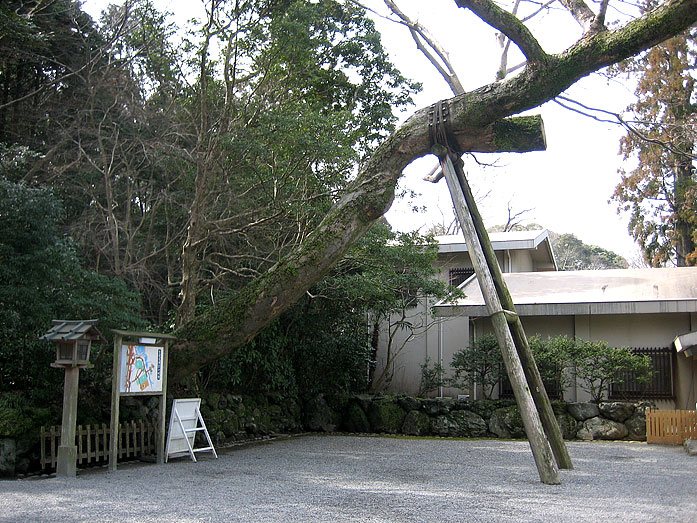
[{"left": 109, "top": 329, "right": 175, "bottom": 472}]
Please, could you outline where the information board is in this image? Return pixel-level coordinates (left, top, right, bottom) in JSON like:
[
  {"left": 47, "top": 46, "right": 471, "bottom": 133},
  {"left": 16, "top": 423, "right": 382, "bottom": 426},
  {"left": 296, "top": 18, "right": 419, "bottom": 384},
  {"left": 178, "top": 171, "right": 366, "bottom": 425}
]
[{"left": 118, "top": 344, "right": 164, "bottom": 394}]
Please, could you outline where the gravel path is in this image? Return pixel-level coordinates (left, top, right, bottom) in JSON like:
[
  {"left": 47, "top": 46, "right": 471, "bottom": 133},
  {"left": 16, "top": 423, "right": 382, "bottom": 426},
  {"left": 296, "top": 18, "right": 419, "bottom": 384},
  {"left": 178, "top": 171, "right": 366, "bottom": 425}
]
[{"left": 2, "top": 435, "right": 696, "bottom": 522}]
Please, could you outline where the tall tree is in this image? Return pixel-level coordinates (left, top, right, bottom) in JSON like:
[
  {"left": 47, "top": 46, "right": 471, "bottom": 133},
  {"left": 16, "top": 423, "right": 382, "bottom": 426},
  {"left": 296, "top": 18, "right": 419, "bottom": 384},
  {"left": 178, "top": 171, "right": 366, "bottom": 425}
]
[
  {"left": 612, "top": 11, "right": 696, "bottom": 266},
  {"left": 173, "top": 0, "right": 697, "bottom": 380},
  {"left": 489, "top": 222, "right": 629, "bottom": 269},
  {"left": 171, "top": 0, "right": 417, "bottom": 324},
  {"left": 0, "top": 0, "right": 103, "bottom": 148},
  {"left": 1, "top": 0, "right": 417, "bottom": 326},
  {"left": 550, "top": 232, "right": 629, "bottom": 270}
]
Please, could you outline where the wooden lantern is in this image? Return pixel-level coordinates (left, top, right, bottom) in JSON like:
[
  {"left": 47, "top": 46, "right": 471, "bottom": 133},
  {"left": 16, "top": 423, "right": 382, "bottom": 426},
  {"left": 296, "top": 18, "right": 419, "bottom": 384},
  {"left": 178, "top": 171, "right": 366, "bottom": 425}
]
[
  {"left": 42, "top": 320, "right": 103, "bottom": 368},
  {"left": 40, "top": 320, "right": 105, "bottom": 477}
]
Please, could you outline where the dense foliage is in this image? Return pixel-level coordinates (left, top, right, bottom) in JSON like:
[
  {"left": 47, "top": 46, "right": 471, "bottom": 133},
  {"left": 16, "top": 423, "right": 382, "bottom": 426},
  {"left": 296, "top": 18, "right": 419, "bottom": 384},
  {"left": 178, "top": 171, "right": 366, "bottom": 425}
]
[
  {"left": 451, "top": 334, "right": 504, "bottom": 399},
  {"left": 0, "top": 0, "right": 417, "bottom": 327},
  {"left": 549, "top": 232, "right": 629, "bottom": 270},
  {"left": 0, "top": 178, "right": 145, "bottom": 433},
  {"left": 0, "top": 0, "right": 420, "bottom": 404},
  {"left": 197, "top": 223, "right": 456, "bottom": 399},
  {"left": 489, "top": 224, "right": 628, "bottom": 270}
]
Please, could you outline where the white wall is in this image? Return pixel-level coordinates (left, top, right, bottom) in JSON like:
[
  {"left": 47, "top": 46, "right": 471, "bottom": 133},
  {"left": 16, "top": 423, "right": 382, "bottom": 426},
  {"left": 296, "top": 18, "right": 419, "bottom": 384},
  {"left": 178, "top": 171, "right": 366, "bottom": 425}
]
[{"left": 373, "top": 297, "right": 465, "bottom": 396}]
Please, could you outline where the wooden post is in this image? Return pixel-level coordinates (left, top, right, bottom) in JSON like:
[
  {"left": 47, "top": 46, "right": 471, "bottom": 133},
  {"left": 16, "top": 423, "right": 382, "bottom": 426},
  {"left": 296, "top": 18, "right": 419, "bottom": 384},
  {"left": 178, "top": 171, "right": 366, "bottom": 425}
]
[
  {"left": 109, "top": 333, "right": 122, "bottom": 472},
  {"left": 440, "top": 153, "right": 560, "bottom": 485},
  {"left": 449, "top": 155, "right": 573, "bottom": 470},
  {"left": 56, "top": 366, "right": 80, "bottom": 477},
  {"left": 156, "top": 340, "right": 169, "bottom": 464}
]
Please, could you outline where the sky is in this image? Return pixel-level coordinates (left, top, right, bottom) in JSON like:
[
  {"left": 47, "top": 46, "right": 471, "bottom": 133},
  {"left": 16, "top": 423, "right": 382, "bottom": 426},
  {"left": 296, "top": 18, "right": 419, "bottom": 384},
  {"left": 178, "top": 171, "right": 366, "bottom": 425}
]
[{"left": 82, "top": 0, "right": 643, "bottom": 261}]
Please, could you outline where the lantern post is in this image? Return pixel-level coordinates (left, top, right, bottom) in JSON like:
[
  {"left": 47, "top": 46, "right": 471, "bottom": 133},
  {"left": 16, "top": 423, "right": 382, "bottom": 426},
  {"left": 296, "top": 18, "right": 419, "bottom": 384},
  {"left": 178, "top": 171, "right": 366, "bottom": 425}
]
[{"left": 40, "top": 320, "right": 104, "bottom": 477}]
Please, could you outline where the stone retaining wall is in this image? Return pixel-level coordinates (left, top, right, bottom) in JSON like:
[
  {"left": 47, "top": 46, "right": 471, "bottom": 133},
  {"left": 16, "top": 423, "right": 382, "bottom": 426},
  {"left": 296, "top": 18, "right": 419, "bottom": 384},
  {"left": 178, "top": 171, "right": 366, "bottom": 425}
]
[
  {"left": 0, "top": 392, "right": 656, "bottom": 477},
  {"left": 305, "top": 394, "right": 652, "bottom": 441}
]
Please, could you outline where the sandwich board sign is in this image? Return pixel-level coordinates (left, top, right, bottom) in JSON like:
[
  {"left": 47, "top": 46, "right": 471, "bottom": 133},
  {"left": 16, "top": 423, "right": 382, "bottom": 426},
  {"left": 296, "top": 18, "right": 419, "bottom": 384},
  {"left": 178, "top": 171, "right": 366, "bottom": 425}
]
[{"left": 165, "top": 398, "right": 217, "bottom": 462}]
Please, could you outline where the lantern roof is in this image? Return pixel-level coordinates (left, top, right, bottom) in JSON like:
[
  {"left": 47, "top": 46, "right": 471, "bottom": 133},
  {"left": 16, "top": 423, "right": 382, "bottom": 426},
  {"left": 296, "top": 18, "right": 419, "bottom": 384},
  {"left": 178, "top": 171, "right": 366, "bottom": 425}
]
[{"left": 40, "top": 319, "right": 106, "bottom": 343}]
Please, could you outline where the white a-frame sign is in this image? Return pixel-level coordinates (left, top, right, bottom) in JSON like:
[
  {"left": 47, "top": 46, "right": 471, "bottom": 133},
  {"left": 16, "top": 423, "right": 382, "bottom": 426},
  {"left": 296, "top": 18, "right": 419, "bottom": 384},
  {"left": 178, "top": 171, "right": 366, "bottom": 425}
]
[{"left": 165, "top": 398, "right": 218, "bottom": 462}]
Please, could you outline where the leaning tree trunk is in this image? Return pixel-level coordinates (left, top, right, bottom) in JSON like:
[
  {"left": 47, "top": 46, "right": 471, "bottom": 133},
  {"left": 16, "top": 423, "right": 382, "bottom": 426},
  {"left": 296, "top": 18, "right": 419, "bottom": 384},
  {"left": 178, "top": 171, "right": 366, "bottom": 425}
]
[{"left": 171, "top": 0, "right": 697, "bottom": 382}]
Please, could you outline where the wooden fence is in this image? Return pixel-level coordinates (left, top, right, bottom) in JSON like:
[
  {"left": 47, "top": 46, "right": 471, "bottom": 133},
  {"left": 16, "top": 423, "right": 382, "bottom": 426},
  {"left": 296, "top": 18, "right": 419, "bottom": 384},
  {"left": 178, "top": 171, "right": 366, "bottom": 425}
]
[
  {"left": 646, "top": 409, "right": 697, "bottom": 444},
  {"left": 40, "top": 420, "right": 157, "bottom": 470}
]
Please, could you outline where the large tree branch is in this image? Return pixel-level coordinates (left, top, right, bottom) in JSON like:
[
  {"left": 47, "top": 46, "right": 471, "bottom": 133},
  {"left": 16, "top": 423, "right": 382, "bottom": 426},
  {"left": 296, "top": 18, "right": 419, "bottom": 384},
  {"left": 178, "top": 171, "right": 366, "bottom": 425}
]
[{"left": 170, "top": 0, "right": 697, "bottom": 382}]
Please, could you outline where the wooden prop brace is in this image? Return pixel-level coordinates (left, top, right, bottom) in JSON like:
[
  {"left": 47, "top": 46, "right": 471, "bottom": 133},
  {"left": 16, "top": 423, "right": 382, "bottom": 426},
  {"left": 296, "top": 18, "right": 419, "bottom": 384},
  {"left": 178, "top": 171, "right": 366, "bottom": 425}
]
[{"left": 427, "top": 102, "right": 572, "bottom": 484}]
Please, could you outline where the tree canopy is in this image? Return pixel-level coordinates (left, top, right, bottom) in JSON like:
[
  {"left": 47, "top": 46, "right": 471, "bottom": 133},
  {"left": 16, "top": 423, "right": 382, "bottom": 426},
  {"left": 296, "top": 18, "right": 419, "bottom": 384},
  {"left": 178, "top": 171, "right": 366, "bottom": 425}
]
[
  {"left": 1, "top": 0, "right": 695, "bottom": 385},
  {"left": 170, "top": 0, "right": 697, "bottom": 381}
]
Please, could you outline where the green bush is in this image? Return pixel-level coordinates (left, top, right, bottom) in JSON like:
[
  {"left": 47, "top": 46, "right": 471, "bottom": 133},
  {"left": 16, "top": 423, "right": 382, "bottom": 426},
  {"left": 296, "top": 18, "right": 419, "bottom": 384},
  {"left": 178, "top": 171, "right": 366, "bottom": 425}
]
[
  {"left": 450, "top": 334, "right": 503, "bottom": 399},
  {"left": 418, "top": 357, "right": 446, "bottom": 397},
  {"left": 451, "top": 333, "right": 652, "bottom": 402},
  {"left": 568, "top": 339, "right": 652, "bottom": 403}
]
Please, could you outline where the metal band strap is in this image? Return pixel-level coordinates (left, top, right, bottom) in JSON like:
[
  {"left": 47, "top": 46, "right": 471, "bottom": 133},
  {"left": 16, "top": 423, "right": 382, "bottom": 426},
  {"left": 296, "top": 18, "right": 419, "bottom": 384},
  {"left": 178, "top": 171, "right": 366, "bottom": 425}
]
[{"left": 428, "top": 100, "right": 458, "bottom": 155}]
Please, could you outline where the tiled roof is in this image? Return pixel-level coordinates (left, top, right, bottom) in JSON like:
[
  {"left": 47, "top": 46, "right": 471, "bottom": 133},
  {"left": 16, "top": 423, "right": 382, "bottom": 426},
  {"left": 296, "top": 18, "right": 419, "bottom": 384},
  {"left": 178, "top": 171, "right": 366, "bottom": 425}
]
[{"left": 40, "top": 319, "right": 105, "bottom": 342}]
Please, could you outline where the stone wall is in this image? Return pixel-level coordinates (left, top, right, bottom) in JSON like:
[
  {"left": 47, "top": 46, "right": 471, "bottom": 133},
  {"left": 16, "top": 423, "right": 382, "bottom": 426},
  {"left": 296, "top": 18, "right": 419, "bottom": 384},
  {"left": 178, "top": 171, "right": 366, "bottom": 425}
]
[
  {"left": 305, "top": 394, "right": 653, "bottom": 441},
  {"left": 0, "top": 392, "right": 657, "bottom": 477},
  {"left": 0, "top": 392, "right": 304, "bottom": 477},
  {"left": 196, "top": 393, "right": 303, "bottom": 446}
]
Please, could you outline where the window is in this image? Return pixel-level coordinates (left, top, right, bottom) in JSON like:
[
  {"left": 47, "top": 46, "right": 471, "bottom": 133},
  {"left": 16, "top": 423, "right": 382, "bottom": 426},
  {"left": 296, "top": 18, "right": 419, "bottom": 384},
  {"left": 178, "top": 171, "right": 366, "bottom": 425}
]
[
  {"left": 499, "top": 368, "right": 563, "bottom": 400},
  {"left": 610, "top": 346, "right": 675, "bottom": 400},
  {"left": 449, "top": 267, "right": 475, "bottom": 287}
]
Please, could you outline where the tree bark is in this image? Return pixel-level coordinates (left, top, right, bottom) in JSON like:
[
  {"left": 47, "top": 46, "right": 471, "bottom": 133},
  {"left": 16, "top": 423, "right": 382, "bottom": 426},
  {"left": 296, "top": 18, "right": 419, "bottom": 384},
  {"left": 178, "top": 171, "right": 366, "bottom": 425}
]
[{"left": 171, "top": 0, "right": 697, "bottom": 382}]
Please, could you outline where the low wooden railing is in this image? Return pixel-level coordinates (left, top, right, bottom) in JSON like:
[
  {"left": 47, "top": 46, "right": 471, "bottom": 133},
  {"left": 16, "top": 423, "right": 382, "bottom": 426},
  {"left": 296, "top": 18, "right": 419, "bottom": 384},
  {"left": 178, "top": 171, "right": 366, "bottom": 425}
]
[
  {"left": 40, "top": 420, "right": 157, "bottom": 470},
  {"left": 646, "top": 409, "right": 697, "bottom": 444}
]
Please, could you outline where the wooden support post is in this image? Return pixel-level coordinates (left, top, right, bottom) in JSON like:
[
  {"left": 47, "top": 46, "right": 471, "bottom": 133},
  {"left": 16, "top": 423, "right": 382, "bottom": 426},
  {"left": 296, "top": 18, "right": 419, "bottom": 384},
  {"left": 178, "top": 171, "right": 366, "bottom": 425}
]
[
  {"left": 440, "top": 153, "right": 560, "bottom": 485},
  {"left": 56, "top": 366, "right": 80, "bottom": 477},
  {"left": 448, "top": 154, "right": 573, "bottom": 471},
  {"left": 156, "top": 340, "right": 169, "bottom": 464},
  {"left": 109, "top": 334, "right": 121, "bottom": 472}
]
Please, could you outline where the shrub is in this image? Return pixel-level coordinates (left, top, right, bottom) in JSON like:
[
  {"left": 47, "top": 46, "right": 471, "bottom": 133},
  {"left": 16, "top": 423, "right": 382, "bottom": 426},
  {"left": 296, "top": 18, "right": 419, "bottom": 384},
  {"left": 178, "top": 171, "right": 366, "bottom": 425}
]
[
  {"left": 568, "top": 340, "right": 652, "bottom": 403},
  {"left": 450, "top": 334, "right": 503, "bottom": 399},
  {"left": 418, "top": 357, "right": 446, "bottom": 397}
]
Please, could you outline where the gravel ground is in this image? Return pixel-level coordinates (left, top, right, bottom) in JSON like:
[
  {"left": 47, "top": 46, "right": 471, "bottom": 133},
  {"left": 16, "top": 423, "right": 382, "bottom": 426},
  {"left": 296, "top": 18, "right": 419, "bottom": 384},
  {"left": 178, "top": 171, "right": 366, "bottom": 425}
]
[{"left": 2, "top": 435, "right": 696, "bottom": 522}]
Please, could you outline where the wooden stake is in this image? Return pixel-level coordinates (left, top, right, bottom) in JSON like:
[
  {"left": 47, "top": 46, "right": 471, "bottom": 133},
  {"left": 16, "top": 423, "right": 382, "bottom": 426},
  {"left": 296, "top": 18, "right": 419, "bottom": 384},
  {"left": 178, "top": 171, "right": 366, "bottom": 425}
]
[
  {"left": 448, "top": 154, "right": 573, "bottom": 470},
  {"left": 440, "top": 153, "right": 560, "bottom": 485}
]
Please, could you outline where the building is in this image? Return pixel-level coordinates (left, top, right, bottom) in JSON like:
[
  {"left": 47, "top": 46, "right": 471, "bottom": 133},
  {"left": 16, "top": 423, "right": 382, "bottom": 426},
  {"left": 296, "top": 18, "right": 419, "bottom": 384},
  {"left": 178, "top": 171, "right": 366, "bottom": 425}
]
[
  {"left": 434, "top": 267, "right": 697, "bottom": 409},
  {"left": 372, "top": 229, "right": 555, "bottom": 395},
  {"left": 374, "top": 227, "right": 697, "bottom": 409}
]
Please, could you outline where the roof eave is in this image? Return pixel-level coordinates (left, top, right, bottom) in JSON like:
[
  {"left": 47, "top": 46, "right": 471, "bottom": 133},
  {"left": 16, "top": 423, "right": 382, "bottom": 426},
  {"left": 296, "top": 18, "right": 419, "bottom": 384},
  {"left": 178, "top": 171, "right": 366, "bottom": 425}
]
[{"left": 434, "top": 299, "right": 697, "bottom": 318}]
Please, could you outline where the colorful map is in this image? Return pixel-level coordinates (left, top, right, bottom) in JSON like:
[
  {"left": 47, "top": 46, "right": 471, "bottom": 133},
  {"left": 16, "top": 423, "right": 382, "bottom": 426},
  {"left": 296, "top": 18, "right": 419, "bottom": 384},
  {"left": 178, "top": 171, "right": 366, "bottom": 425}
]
[{"left": 119, "top": 344, "right": 164, "bottom": 393}]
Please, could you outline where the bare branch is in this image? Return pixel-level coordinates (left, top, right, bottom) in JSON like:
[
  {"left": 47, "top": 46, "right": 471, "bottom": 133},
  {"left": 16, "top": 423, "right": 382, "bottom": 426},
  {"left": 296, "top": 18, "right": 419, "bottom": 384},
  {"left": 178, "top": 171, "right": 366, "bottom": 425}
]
[
  {"left": 503, "top": 201, "right": 533, "bottom": 231},
  {"left": 496, "top": 0, "right": 522, "bottom": 79},
  {"left": 383, "top": 0, "right": 465, "bottom": 94},
  {"left": 557, "top": 0, "right": 598, "bottom": 32},
  {"left": 455, "top": 0, "right": 549, "bottom": 63},
  {"left": 554, "top": 95, "right": 697, "bottom": 160},
  {"left": 593, "top": 0, "right": 611, "bottom": 30}
]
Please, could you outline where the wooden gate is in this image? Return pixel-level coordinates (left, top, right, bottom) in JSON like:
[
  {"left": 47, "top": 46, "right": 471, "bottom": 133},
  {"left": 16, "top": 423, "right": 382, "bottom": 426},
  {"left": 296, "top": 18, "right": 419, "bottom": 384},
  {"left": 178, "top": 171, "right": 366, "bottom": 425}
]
[{"left": 646, "top": 409, "right": 697, "bottom": 444}]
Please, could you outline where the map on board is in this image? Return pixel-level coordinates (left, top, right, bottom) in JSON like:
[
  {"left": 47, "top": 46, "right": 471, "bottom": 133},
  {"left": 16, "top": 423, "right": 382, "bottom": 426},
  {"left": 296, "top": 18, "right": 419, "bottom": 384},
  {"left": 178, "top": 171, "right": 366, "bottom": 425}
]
[{"left": 119, "top": 344, "right": 164, "bottom": 394}]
